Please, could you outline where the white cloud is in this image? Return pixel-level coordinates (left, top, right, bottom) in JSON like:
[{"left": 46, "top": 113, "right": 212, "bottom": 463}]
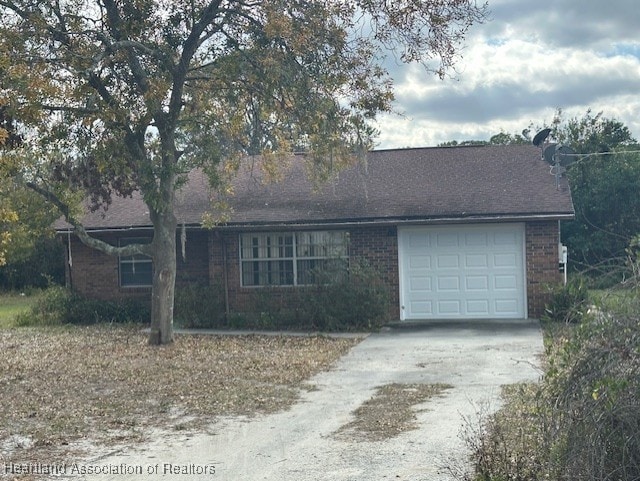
[{"left": 375, "top": 0, "right": 640, "bottom": 148}]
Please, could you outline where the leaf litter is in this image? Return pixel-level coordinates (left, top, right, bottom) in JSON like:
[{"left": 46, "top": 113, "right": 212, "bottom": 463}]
[
  {"left": 335, "top": 383, "right": 452, "bottom": 441},
  {"left": 0, "top": 325, "right": 360, "bottom": 469}
]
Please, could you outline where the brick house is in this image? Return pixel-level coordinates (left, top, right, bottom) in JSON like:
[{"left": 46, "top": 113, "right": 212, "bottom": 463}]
[{"left": 57, "top": 144, "right": 574, "bottom": 321}]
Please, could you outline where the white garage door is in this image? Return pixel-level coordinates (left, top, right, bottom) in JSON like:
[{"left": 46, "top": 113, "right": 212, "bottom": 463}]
[{"left": 398, "top": 224, "right": 526, "bottom": 320}]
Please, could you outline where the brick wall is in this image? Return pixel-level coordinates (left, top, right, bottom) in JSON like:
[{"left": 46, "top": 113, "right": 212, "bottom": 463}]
[
  {"left": 67, "top": 233, "right": 125, "bottom": 300},
  {"left": 525, "top": 220, "right": 562, "bottom": 318},
  {"left": 66, "top": 229, "right": 209, "bottom": 300},
  {"left": 66, "top": 221, "right": 562, "bottom": 321},
  {"left": 208, "top": 227, "right": 400, "bottom": 319},
  {"left": 349, "top": 226, "right": 400, "bottom": 319}
]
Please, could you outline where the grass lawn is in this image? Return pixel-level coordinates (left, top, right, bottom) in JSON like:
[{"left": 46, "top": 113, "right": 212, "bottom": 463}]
[
  {"left": 0, "top": 291, "right": 39, "bottom": 327},
  {"left": 0, "top": 325, "right": 361, "bottom": 472}
]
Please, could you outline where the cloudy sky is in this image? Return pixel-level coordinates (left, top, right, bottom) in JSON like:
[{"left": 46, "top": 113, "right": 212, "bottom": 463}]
[{"left": 373, "top": 0, "right": 640, "bottom": 149}]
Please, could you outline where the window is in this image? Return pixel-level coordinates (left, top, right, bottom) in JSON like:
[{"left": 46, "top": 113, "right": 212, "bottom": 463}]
[
  {"left": 240, "top": 231, "right": 348, "bottom": 286},
  {"left": 119, "top": 238, "right": 152, "bottom": 287}
]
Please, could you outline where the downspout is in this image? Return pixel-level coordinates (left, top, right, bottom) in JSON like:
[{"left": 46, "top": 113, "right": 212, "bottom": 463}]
[
  {"left": 221, "top": 234, "right": 230, "bottom": 321},
  {"left": 66, "top": 230, "right": 73, "bottom": 289}
]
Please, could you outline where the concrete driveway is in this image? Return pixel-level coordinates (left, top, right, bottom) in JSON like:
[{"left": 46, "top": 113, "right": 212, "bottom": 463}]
[{"left": 67, "top": 321, "right": 544, "bottom": 481}]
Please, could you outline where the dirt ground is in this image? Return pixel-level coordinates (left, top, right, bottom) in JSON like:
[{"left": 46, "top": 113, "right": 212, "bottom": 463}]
[{"left": 0, "top": 325, "right": 361, "bottom": 478}]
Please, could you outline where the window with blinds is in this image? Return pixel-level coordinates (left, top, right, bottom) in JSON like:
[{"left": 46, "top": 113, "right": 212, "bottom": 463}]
[
  {"left": 119, "top": 237, "right": 152, "bottom": 287},
  {"left": 240, "top": 231, "right": 348, "bottom": 286}
]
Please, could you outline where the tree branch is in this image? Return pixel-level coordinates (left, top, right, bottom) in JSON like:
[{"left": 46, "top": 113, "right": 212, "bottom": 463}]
[
  {"left": 25, "top": 182, "right": 153, "bottom": 257},
  {"left": 101, "top": 0, "right": 151, "bottom": 95}
]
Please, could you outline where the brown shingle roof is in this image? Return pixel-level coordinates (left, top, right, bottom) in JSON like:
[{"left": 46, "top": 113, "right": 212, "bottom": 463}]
[{"left": 57, "top": 144, "right": 574, "bottom": 231}]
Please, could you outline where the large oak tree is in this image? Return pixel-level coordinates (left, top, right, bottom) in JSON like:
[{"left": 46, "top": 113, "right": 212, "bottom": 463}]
[{"left": 0, "top": 0, "right": 487, "bottom": 343}]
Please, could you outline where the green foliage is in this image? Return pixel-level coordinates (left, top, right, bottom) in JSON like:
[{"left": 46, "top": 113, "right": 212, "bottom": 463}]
[
  {"left": 542, "top": 276, "right": 591, "bottom": 324},
  {"left": 465, "top": 298, "right": 640, "bottom": 481},
  {"left": 0, "top": 290, "right": 40, "bottom": 327},
  {"left": 546, "top": 110, "right": 640, "bottom": 279},
  {"left": 295, "top": 261, "right": 391, "bottom": 331},
  {"left": 0, "top": 236, "right": 65, "bottom": 290},
  {"left": 562, "top": 149, "right": 640, "bottom": 277},
  {"left": 1, "top": 0, "right": 487, "bottom": 342},
  {"left": 173, "top": 283, "right": 226, "bottom": 329},
  {"left": 150, "top": 262, "right": 390, "bottom": 332},
  {"left": 14, "top": 286, "right": 149, "bottom": 326}
]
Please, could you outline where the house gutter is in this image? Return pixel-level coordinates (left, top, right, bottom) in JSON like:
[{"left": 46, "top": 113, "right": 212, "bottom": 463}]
[
  {"left": 55, "top": 213, "right": 575, "bottom": 234},
  {"left": 210, "top": 213, "right": 576, "bottom": 231}
]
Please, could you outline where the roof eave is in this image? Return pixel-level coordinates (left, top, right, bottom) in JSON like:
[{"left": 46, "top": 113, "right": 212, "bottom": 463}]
[{"left": 55, "top": 212, "right": 575, "bottom": 234}]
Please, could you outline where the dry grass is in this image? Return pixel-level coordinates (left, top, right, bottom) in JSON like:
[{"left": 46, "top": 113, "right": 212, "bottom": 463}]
[
  {"left": 0, "top": 325, "right": 360, "bottom": 466},
  {"left": 335, "top": 383, "right": 452, "bottom": 441}
]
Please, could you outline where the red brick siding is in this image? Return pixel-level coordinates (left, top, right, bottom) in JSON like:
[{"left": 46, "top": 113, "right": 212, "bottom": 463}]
[
  {"left": 66, "top": 221, "right": 562, "bottom": 321},
  {"left": 175, "top": 230, "right": 210, "bottom": 287},
  {"left": 208, "top": 227, "right": 400, "bottom": 319},
  {"left": 348, "top": 226, "right": 400, "bottom": 319},
  {"left": 526, "top": 220, "right": 562, "bottom": 318},
  {"left": 67, "top": 233, "right": 125, "bottom": 300},
  {"left": 66, "top": 230, "right": 209, "bottom": 300}
]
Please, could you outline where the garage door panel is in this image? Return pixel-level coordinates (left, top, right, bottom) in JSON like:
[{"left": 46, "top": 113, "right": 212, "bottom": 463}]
[
  {"left": 437, "top": 254, "right": 459, "bottom": 268},
  {"left": 494, "top": 253, "right": 517, "bottom": 268},
  {"left": 438, "top": 300, "right": 461, "bottom": 315},
  {"left": 399, "top": 224, "right": 525, "bottom": 320},
  {"left": 437, "top": 233, "right": 459, "bottom": 247},
  {"left": 467, "top": 300, "right": 490, "bottom": 315},
  {"left": 465, "top": 254, "right": 488, "bottom": 268},
  {"left": 409, "top": 255, "right": 431, "bottom": 269},
  {"left": 437, "top": 276, "right": 460, "bottom": 291},
  {"left": 466, "top": 276, "right": 489, "bottom": 291},
  {"left": 465, "top": 232, "right": 488, "bottom": 246},
  {"left": 411, "top": 301, "right": 433, "bottom": 314},
  {"left": 494, "top": 275, "right": 517, "bottom": 290},
  {"left": 495, "top": 299, "right": 519, "bottom": 314},
  {"left": 494, "top": 231, "right": 519, "bottom": 245},
  {"left": 410, "top": 276, "right": 432, "bottom": 291},
  {"left": 408, "top": 233, "right": 429, "bottom": 248}
]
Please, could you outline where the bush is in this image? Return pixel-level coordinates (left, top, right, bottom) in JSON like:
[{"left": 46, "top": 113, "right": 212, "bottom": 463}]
[
  {"left": 174, "top": 283, "right": 226, "bottom": 328},
  {"left": 465, "top": 300, "right": 640, "bottom": 481},
  {"left": 14, "top": 286, "right": 149, "bottom": 326},
  {"left": 296, "top": 261, "right": 390, "bottom": 331},
  {"left": 546, "top": 312, "right": 640, "bottom": 481},
  {"left": 542, "top": 276, "right": 591, "bottom": 323},
  {"left": 14, "top": 285, "right": 70, "bottom": 326},
  {"left": 0, "top": 237, "right": 65, "bottom": 290},
  {"left": 226, "top": 261, "right": 391, "bottom": 331}
]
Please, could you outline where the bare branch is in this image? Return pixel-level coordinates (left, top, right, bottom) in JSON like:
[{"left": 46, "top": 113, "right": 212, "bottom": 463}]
[{"left": 25, "top": 182, "right": 153, "bottom": 257}]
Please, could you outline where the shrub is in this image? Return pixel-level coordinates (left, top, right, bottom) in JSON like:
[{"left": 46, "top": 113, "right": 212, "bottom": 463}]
[
  {"left": 546, "top": 312, "right": 640, "bottom": 481},
  {"left": 174, "top": 283, "right": 226, "bottom": 328},
  {"left": 296, "top": 261, "right": 390, "bottom": 331},
  {"left": 14, "top": 285, "right": 70, "bottom": 326},
  {"left": 14, "top": 286, "right": 149, "bottom": 326},
  {"left": 542, "top": 276, "right": 591, "bottom": 323},
  {"left": 465, "top": 300, "right": 640, "bottom": 481},
  {"left": 0, "top": 237, "right": 65, "bottom": 290}
]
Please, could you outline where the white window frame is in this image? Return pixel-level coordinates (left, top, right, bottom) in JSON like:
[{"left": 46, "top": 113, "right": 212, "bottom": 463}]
[
  {"left": 119, "top": 237, "right": 153, "bottom": 288},
  {"left": 239, "top": 231, "right": 349, "bottom": 287}
]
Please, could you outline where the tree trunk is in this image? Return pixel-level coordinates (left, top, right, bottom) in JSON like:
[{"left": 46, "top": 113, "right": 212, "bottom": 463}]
[{"left": 148, "top": 209, "right": 177, "bottom": 345}]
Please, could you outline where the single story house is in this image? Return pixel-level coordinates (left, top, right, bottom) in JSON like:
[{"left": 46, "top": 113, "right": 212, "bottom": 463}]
[{"left": 56, "top": 144, "right": 574, "bottom": 321}]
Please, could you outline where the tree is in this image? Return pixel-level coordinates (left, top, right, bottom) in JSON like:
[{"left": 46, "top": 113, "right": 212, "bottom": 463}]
[
  {"left": 1, "top": 107, "right": 65, "bottom": 286},
  {"left": 547, "top": 110, "right": 640, "bottom": 280},
  {"left": 0, "top": 108, "right": 22, "bottom": 266},
  {"left": 437, "top": 130, "right": 531, "bottom": 147},
  {"left": 0, "top": 0, "right": 487, "bottom": 343}
]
